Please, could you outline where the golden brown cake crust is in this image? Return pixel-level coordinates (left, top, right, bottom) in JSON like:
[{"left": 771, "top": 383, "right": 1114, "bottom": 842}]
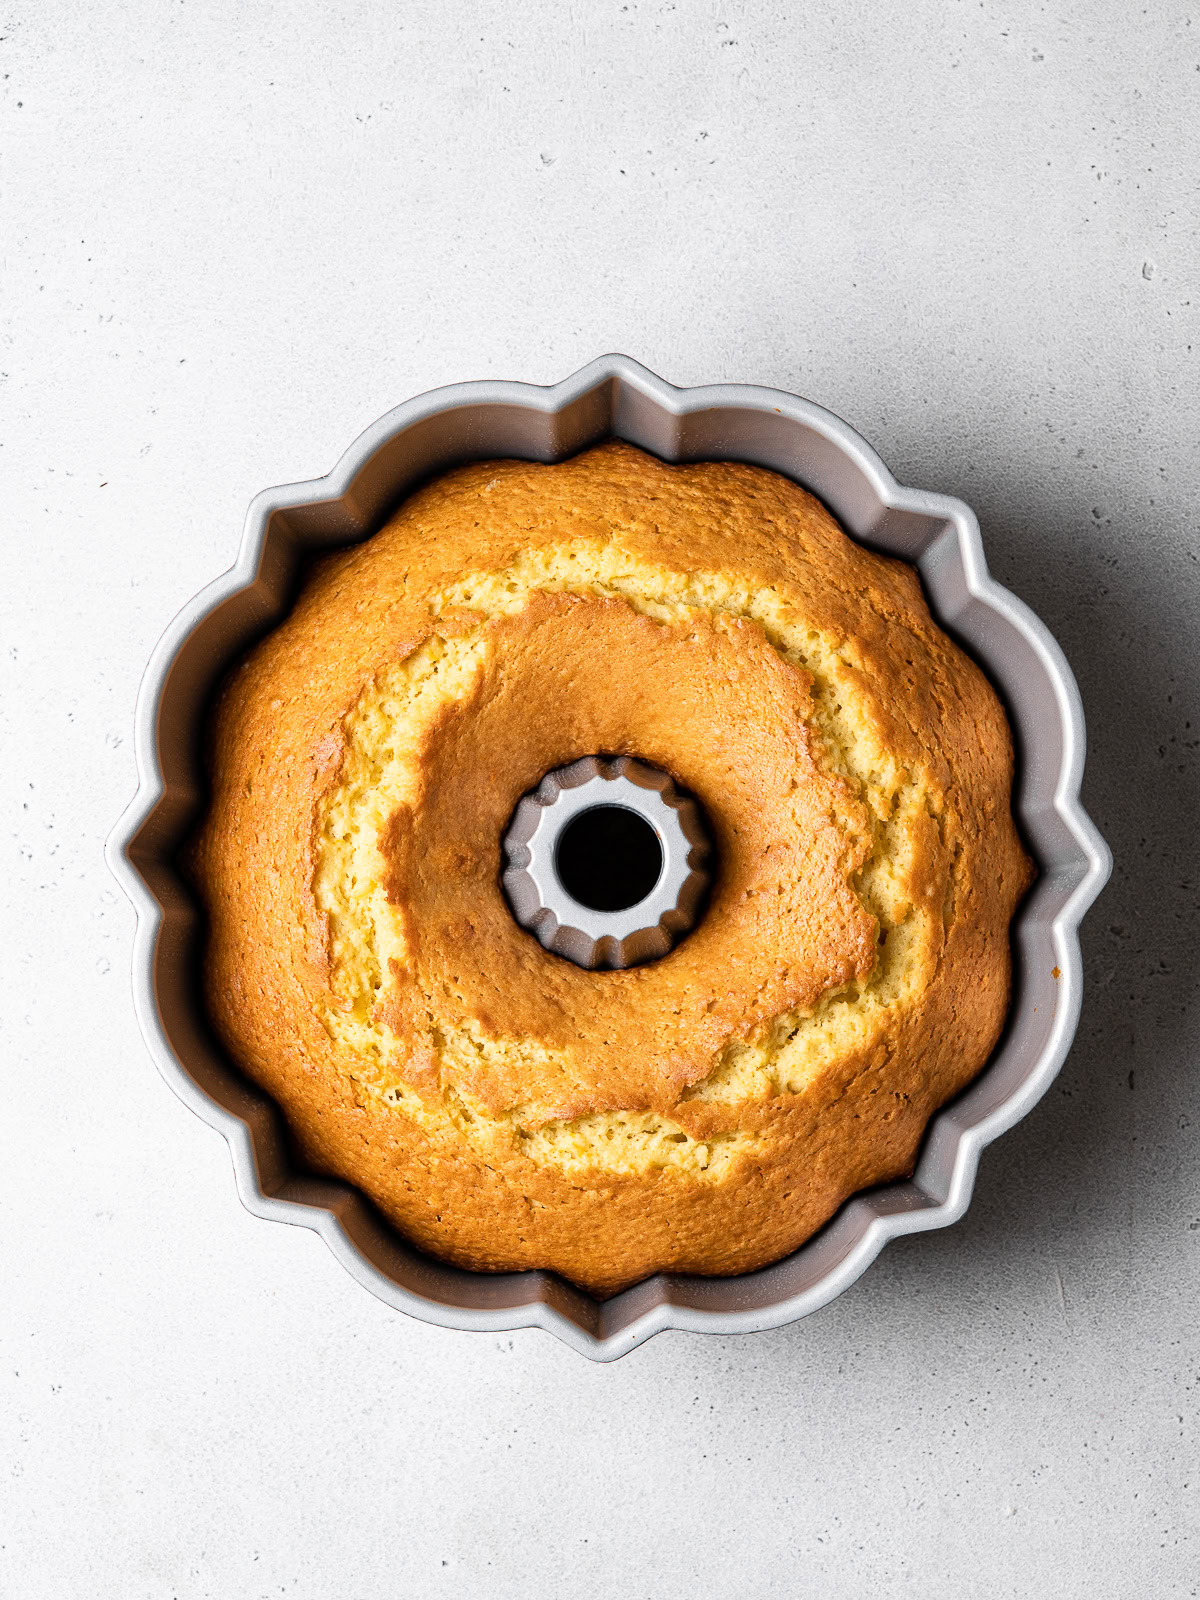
[{"left": 194, "top": 441, "right": 1032, "bottom": 1295}]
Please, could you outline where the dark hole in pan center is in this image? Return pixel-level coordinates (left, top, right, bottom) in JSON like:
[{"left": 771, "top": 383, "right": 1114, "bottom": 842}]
[{"left": 554, "top": 804, "right": 664, "bottom": 912}]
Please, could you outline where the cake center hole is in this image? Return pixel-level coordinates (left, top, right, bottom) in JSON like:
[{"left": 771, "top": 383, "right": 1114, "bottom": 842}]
[{"left": 554, "top": 805, "right": 664, "bottom": 913}]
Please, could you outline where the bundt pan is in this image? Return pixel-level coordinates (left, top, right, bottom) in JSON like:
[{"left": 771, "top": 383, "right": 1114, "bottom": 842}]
[{"left": 107, "top": 355, "right": 1110, "bottom": 1360}]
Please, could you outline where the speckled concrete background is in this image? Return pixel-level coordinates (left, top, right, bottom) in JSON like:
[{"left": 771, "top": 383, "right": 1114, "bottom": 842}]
[{"left": 3, "top": 2, "right": 1197, "bottom": 1594}]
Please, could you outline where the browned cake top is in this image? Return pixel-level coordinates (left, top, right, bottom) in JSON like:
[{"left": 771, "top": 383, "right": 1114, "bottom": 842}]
[{"left": 195, "top": 441, "right": 1031, "bottom": 1295}]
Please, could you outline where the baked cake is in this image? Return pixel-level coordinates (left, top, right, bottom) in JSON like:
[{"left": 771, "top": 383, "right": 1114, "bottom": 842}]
[{"left": 193, "top": 442, "right": 1032, "bottom": 1295}]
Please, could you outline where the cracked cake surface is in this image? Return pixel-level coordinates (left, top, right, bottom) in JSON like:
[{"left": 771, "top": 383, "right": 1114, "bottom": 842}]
[{"left": 194, "top": 440, "right": 1032, "bottom": 1295}]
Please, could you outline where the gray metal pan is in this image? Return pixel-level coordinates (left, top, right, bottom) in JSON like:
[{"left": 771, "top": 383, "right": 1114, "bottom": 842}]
[{"left": 106, "top": 354, "right": 1111, "bottom": 1360}]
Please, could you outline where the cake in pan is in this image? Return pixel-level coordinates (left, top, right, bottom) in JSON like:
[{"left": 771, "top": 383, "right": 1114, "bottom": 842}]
[{"left": 193, "top": 441, "right": 1032, "bottom": 1295}]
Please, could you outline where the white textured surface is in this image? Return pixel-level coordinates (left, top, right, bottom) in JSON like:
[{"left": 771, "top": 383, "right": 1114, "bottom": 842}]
[{"left": 3, "top": 2, "right": 1197, "bottom": 1594}]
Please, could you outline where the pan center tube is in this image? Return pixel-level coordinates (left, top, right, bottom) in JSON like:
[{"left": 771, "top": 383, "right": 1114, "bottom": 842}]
[{"left": 501, "top": 755, "right": 712, "bottom": 970}]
